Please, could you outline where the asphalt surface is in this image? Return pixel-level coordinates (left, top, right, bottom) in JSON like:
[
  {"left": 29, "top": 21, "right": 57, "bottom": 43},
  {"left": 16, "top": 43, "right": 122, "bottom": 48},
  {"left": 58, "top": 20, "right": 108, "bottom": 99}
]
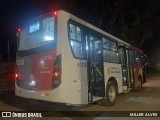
[{"left": 0, "top": 78, "right": 160, "bottom": 120}]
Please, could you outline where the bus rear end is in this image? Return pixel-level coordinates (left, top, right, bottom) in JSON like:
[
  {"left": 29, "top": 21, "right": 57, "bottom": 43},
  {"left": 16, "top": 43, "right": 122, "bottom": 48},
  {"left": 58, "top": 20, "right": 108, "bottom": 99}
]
[{"left": 15, "top": 12, "right": 63, "bottom": 102}]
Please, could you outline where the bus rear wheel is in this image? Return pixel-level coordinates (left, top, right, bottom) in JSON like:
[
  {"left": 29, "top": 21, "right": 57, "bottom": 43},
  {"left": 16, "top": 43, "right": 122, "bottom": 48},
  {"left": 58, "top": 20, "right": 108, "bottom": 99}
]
[
  {"left": 136, "top": 76, "right": 142, "bottom": 91},
  {"left": 103, "top": 81, "right": 117, "bottom": 106}
]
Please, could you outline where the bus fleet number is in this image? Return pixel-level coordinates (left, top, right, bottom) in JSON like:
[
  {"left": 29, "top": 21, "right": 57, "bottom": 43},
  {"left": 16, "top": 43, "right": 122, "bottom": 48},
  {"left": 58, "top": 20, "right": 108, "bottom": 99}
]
[{"left": 78, "top": 62, "right": 87, "bottom": 67}]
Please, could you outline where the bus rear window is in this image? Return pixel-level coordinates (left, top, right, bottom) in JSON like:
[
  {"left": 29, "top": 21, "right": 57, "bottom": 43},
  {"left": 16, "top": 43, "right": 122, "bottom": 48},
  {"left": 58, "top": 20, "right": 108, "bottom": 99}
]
[{"left": 19, "top": 16, "right": 55, "bottom": 50}]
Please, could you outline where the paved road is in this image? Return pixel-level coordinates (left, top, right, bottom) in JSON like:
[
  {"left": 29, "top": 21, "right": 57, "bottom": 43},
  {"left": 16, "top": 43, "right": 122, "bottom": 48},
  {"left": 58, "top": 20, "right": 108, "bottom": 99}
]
[
  {"left": 93, "top": 78, "right": 160, "bottom": 120},
  {"left": 0, "top": 78, "right": 160, "bottom": 120}
]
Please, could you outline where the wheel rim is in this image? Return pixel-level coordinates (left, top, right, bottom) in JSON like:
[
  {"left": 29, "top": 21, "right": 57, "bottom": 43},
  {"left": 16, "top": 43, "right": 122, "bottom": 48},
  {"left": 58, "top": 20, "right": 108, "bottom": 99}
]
[
  {"left": 108, "top": 86, "right": 116, "bottom": 102},
  {"left": 137, "top": 80, "right": 142, "bottom": 89}
]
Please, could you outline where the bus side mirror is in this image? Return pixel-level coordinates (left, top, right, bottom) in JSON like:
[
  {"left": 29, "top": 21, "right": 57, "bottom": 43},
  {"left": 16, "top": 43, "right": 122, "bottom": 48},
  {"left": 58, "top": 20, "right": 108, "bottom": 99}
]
[
  {"left": 145, "top": 61, "right": 149, "bottom": 66},
  {"left": 144, "top": 55, "right": 149, "bottom": 66}
]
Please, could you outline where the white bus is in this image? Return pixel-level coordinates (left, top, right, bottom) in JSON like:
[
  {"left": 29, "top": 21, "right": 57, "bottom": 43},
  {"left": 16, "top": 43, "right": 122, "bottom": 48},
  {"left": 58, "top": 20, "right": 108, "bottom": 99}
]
[{"left": 15, "top": 10, "right": 147, "bottom": 106}]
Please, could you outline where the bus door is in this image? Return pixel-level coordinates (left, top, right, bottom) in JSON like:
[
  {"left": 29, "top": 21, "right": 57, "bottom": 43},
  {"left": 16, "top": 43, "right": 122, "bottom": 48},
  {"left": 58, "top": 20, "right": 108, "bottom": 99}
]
[
  {"left": 119, "top": 47, "right": 135, "bottom": 90},
  {"left": 119, "top": 46, "right": 129, "bottom": 90},
  {"left": 127, "top": 49, "right": 135, "bottom": 88},
  {"left": 86, "top": 34, "right": 105, "bottom": 102}
]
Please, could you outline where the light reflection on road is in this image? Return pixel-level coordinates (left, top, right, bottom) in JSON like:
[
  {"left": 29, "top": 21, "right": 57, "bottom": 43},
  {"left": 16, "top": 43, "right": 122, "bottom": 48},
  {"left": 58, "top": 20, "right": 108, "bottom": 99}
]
[{"left": 143, "top": 79, "right": 160, "bottom": 88}]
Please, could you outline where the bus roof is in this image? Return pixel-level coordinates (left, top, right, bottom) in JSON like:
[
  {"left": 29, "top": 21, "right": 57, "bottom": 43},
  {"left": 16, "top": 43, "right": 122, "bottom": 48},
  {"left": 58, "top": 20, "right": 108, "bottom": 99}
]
[
  {"left": 60, "top": 10, "right": 144, "bottom": 55},
  {"left": 60, "top": 10, "right": 130, "bottom": 46},
  {"left": 129, "top": 45, "right": 144, "bottom": 54}
]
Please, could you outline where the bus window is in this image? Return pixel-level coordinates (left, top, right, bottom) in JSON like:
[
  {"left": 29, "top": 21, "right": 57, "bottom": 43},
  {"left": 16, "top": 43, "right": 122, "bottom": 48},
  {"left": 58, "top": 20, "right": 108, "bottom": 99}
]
[
  {"left": 103, "top": 38, "right": 119, "bottom": 63},
  {"left": 128, "top": 50, "right": 134, "bottom": 65},
  {"left": 69, "top": 23, "right": 83, "bottom": 58},
  {"left": 70, "top": 24, "right": 76, "bottom": 40},
  {"left": 19, "top": 17, "right": 55, "bottom": 50},
  {"left": 103, "top": 38, "right": 117, "bottom": 51},
  {"left": 70, "top": 41, "right": 83, "bottom": 58},
  {"left": 120, "top": 48, "right": 126, "bottom": 65},
  {"left": 76, "top": 27, "right": 81, "bottom": 41}
]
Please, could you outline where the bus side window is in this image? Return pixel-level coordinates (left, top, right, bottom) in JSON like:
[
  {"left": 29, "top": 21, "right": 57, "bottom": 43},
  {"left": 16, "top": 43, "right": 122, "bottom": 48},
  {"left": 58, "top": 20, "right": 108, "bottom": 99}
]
[
  {"left": 128, "top": 50, "right": 134, "bottom": 65},
  {"left": 103, "top": 38, "right": 119, "bottom": 63},
  {"left": 70, "top": 24, "right": 76, "bottom": 40},
  {"left": 69, "top": 23, "right": 83, "bottom": 59}
]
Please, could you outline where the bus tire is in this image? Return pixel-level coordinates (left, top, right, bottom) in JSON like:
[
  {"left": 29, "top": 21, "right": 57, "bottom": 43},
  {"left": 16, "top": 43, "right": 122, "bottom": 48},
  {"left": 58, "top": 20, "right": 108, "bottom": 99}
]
[
  {"left": 136, "top": 76, "right": 142, "bottom": 91},
  {"left": 104, "top": 81, "right": 117, "bottom": 106}
]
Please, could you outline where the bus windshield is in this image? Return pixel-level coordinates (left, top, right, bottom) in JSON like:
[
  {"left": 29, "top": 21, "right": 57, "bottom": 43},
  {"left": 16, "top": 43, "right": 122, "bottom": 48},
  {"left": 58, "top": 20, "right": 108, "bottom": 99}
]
[{"left": 19, "top": 16, "right": 55, "bottom": 51}]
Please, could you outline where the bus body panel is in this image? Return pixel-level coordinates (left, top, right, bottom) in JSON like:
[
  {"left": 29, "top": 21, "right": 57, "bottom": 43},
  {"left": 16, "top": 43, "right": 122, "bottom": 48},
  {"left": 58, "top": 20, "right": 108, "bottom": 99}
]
[
  {"left": 15, "top": 11, "right": 67, "bottom": 103},
  {"left": 15, "top": 50, "right": 67, "bottom": 103},
  {"left": 133, "top": 65, "right": 143, "bottom": 87},
  {"left": 15, "top": 83, "right": 66, "bottom": 103},
  {"left": 59, "top": 11, "right": 88, "bottom": 105},
  {"left": 104, "top": 63, "right": 123, "bottom": 93},
  {"left": 16, "top": 49, "right": 56, "bottom": 90}
]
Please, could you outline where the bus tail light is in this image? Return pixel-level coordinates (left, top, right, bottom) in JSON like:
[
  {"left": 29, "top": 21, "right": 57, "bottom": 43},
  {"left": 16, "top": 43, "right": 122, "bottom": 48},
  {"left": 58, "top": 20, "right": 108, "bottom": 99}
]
[
  {"left": 15, "top": 67, "right": 20, "bottom": 86},
  {"left": 54, "top": 11, "right": 57, "bottom": 16},
  {"left": 53, "top": 71, "right": 59, "bottom": 77},
  {"left": 52, "top": 55, "right": 61, "bottom": 88},
  {"left": 15, "top": 73, "right": 18, "bottom": 78},
  {"left": 18, "top": 28, "right": 21, "bottom": 32},
  {"left": 15, "top": 67, "right": 19, "bottom": 80}
]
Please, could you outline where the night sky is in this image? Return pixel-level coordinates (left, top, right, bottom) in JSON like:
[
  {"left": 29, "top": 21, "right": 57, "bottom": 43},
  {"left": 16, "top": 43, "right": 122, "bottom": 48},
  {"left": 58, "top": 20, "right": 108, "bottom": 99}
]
[{"left": 0, "top": 0, "right": 160, "bottom": 62}]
